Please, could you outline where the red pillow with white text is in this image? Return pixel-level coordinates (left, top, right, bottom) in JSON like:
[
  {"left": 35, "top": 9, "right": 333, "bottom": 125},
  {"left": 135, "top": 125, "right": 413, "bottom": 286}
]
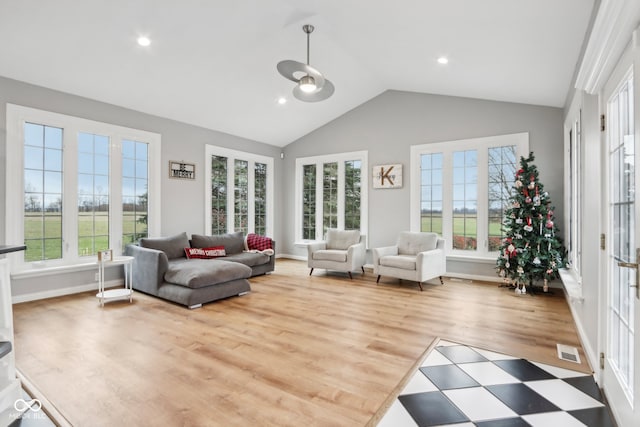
[{"left": 184, "top": 246, "right": 226, "bottom": 259}]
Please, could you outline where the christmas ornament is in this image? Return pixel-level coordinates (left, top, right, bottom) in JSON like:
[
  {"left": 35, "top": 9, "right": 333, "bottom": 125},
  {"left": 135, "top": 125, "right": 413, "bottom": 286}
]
[
  {"left": 533, "top": 186, "right": 541, "bottom": 206},
  {"left": 524, "top": 217, "right": 533, "bottom": 232},
  {"left": 515, "top": 180, "right": 523, "bottom": 189},
  {"left": 533, "top": 257, "right": 541, "bottom": 265},
  {"left": 513, "top": 201, "right": 520, "bottom": 208}
]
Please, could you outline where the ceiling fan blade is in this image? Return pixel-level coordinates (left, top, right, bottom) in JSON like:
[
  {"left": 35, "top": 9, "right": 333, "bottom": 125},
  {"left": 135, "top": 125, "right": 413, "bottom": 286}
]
[
  {"left": 293, "top": 79, "right": 335, "bottom": 102},
  {"left": 277, "top": 60, "right": 325, "bottom": 88}
]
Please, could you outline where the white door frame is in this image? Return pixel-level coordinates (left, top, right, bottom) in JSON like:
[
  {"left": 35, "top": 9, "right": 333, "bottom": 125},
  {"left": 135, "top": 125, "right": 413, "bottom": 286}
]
[{"left": 599, "top": 29, "right": 640, "bottom": 427}]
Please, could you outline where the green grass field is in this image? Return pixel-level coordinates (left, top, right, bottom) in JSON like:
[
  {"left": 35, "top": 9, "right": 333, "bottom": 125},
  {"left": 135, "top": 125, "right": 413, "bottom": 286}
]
[
  {"left": 421, "top": 216, "right": 503, "bottom": 235},
  {"left": 24, "top": 213, "right": 147, "bottom": 261}
]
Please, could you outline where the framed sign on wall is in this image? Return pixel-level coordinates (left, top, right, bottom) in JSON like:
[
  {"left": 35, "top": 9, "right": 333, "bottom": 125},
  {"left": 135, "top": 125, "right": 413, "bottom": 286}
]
[
  {"left": 373, "top": 164, "right": 402, "bottom": 189},
  {"left": 169, "top": 161, "right": 196, "bottom": 180}
]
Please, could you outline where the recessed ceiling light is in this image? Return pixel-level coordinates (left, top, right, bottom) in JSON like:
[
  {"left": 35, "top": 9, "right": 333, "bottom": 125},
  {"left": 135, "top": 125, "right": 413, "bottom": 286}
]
[
  {"left": 437, "top": 57, "right": 449, "bottom": 64},
  {"left": 277, "top": 97, "right": 287, "bottom": 105},
  {"left": 137, "top": 36, "right": 151, "bottom": 47}
]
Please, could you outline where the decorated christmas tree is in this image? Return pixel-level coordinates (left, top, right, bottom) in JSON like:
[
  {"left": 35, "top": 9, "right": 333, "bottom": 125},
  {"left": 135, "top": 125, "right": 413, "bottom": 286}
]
[{"left": 496, "top": 153, "right": 566, "bottom": 294}]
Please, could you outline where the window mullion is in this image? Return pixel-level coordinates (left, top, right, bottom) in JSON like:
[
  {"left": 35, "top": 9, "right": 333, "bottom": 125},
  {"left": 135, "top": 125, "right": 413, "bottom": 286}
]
[
  {"left": 315, "top": 161, "right": 323, "bottom": 240},
  {"left": 227, "top": 157, "right": 235, "bottom": 232},
  {"left": 248, "top": 161, "right": 256, "bottom": 233},
  {"left": 442, "top": 152, "right": 454, "bottom": 252},
  {"left": 337, "top": 161, "right": 345, "bottom": 230},
  {"left": 476, "top": 149, "right": 489, "bottom": 256},
  {"left": 110, "top": 138, "right": 123, "bottom": 255},
  {"left": 65, "top": 127, "right": 79, "bottom": 260}
]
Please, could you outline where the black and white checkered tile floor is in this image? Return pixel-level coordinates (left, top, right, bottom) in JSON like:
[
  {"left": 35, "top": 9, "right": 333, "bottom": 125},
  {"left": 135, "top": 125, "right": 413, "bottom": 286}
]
[{"left": 378, "top": 340, "right": 615, "bottom": 427}]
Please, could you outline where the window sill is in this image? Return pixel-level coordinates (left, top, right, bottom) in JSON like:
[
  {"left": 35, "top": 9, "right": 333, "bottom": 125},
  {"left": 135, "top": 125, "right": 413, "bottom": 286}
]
[
  {"left": 294, "top": 240, "right": 319, "bottom": 247},
  {"left": 11, "top": 261, "right": 99, "bottom": 279},
  {"left": 446, "top": 253, "right": 498, "bottom": 264},
  {"left": 558, "top": 268, "right": 584, "bottom": 303}
]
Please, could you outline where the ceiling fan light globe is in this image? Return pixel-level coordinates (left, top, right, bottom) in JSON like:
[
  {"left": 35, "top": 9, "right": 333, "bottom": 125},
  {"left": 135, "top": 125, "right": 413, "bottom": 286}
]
[{"left": 299, "top": 75, "right": 316, "bottom": 93}]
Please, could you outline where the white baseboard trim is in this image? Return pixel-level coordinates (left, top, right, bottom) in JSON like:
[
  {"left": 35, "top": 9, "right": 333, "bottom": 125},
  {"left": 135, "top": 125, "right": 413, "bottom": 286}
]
[
  {"left": 445, "top": 272, "right": 504, "bottom": 283},
  {"left": 563, "top": 289, "right": 598, "bottom": 376},
  {"left": 12, "top": 279, "right": 123, "bottom": 304},
  {"left": 277, "top": 254, "right": 306, "bottom": 261}
]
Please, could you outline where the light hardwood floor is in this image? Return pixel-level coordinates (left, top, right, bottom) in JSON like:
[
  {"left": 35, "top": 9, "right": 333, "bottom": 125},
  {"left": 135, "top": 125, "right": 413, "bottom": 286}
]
[{"left": 13, "top": 259, "right": 590, "bottom": 426}]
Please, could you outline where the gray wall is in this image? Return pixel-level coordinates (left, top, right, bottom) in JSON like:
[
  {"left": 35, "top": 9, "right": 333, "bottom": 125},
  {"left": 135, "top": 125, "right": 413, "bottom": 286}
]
[
  {"left": 1, "top": 78, "right": 565, "bottom": 297},
  {"left": 281, "top": 90, "right": 565, "bottom": 277},
  {"left": 0, "top": 76, "right": 282, "bottom": 298}
]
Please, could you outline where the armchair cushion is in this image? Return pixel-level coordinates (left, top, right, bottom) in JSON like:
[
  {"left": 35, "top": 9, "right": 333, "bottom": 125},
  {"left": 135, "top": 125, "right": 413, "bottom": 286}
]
[
  {"left": 379, "top": 255, "right": 416, "bottom": 270},
  {"left": 397, "top": 231, "right": 438, "bottom": 255},
  {"left": 313, "top": 249, "right": 348, "bottom": 263},
  {"left": 326, "top": 229, "right": 360, "bottom": 250}
]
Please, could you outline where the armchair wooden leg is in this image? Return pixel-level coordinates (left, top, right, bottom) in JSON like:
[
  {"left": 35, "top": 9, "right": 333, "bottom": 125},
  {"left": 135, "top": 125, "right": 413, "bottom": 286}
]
[
  {"left": 348, "top": 271, "right": 353, "bottom": 279},
  {"left": 376, "top": 275, "right": 381, "bottom": 283},
  {"left": 309, "top": 268, "right": 314, "bottom": 276},
  {"left": 418, "top": 282, "right": 423, "bottom": 291},
  {"left": 361, "top": 266, "right": 365, "bottom": 273},
  {"left": 439, "top": 276, "right": 444, "bottom": 285}
]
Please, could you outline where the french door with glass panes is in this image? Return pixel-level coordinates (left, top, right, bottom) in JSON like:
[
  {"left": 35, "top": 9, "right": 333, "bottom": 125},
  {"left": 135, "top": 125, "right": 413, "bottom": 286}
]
[{"left": 602, "top": 45, "right": 640, "bottom": 426}]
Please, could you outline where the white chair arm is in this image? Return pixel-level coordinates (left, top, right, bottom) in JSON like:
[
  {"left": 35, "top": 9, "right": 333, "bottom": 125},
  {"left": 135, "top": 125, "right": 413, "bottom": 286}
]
[
  {"left": 307, "top": 241, "right": 327, "bottom": 258},
  {"left": 372, "top": 246, "right": 398, "bottom": 261},
  {"left": 346, "top": 242, "right": 366, "bottom": 270},
  {"left": 416, "top": 248, "right": 446, "bottom": 281}
]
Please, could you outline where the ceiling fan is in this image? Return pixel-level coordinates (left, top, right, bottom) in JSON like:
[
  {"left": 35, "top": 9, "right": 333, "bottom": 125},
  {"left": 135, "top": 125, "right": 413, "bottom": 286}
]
[{"left": 277, "top": 24, "right": 334, "bottom": 102}]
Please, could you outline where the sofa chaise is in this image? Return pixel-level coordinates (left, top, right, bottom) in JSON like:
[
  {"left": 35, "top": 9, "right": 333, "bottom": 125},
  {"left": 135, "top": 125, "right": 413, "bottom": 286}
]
[{"left": 125, "top": 231, "right": 275, "bottom": 308}]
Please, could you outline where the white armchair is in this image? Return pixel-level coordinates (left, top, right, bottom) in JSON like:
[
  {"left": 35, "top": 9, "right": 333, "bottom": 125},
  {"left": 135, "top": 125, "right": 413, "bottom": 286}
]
[
  {"left": 372, "top": 231, "right": 445, "bottom": 291},
  {"left": 307, "top": 229, "right": 366, "bottom": 279}
]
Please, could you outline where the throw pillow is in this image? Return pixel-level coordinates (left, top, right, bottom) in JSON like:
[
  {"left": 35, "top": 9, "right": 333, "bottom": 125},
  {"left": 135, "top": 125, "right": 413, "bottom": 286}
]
[
  {"left": 184, "top": 246, "right": 227, "bottom": 259},
  {"left": 245, "top": 233, "right": 273, "bottom": 251}
]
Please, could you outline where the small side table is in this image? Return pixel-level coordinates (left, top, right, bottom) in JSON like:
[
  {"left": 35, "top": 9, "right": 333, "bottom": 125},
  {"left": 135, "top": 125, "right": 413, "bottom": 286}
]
[{"left": 96, "top": 255, "right": 134, "bottom": 307}]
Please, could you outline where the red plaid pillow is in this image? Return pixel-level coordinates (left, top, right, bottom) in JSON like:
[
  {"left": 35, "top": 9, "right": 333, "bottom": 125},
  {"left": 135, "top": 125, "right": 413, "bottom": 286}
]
[
  {"left": 184, "top": 246, "right": 226, "bottom": 259},
  {"left": 246, "top": 234, "right": 273, "bottom": 251}
]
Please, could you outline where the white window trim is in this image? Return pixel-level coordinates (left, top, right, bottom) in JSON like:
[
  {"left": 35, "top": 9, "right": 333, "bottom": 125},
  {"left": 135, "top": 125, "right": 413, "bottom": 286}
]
[
  {"left": 563, "top": 106, "right": 583, "bottom": 286},
  {"left": 204, "top": 145, "right": 274, "bottom": 236},
  {"left": 410, "top": 132, "right": 529, "bottom": 259},
  {"left": 294, "top": 150, "right": 368, "bottom": 243},
  {"left": 6, "top": 104, "right": 161, "bottom": 272}
]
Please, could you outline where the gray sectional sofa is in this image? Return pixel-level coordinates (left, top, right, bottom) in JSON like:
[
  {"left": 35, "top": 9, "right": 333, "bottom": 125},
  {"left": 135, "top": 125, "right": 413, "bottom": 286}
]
[{"left": 125, "top": 231, "right": 275, "bottom": 308}]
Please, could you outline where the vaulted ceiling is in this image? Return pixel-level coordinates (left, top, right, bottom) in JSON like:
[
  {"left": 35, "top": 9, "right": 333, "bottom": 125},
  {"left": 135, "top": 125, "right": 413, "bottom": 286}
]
[{"left": 0, "top": 0, "right": 594, "bottom": 146}]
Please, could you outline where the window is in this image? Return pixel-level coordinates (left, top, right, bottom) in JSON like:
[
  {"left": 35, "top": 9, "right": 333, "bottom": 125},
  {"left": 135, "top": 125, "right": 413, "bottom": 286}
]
[
  {"left": 234, "top": 160, "right": 249, "bottom": 233},
  {"left": 488, "top": 146, "right": 518, "bottom": 251},
  {"left": 23, "top": 123, "right": 63, "bottom": 261},
  {"left": 210, "top": 155, "right": 228, "bottom": 235},
  {"left": 302, "top": 164, "right": 317, "bottom": 240},
  {"left": 77, "top": 132, "right": 110, "bottom": 256},
  {"left": 6, "top": 104, "right": 161, "bottom": 271},
  {"left": 420, "top": 153, "right": 443, "bottom": 234},
  {"left": 452, "top": 150, "right": 478, "bottom": 250},
  {"left": 295, "top": 151, "right": 368, "bottom": 242},
  {"left": 568, "top": 114, "right": 582, "bottom": 275},
  {"left": 122, "top": 139, "right": 149, "bottom": 251},
  {"left": 410, "top": 133, "right": 528, "bottom": 258},
  {"left": 204, "top": 146, "right": 274, "bottom": 236}
]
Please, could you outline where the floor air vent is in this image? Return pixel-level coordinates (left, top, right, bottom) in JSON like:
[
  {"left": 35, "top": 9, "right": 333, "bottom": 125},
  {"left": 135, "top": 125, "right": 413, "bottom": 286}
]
[{"left": 557, "top": 344, "right": 581, "bottom": 364}]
